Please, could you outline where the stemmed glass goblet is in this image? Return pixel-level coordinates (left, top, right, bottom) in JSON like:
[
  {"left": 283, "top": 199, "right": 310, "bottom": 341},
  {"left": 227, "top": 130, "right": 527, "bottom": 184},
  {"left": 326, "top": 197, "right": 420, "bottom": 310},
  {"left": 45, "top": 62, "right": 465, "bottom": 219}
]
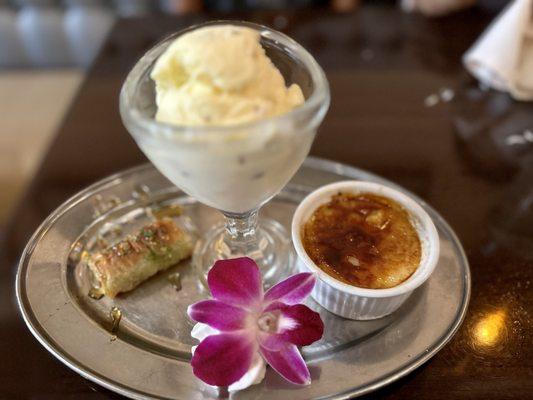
[{"left": 120, "top": 21, "right": 330, "bottom": 285}]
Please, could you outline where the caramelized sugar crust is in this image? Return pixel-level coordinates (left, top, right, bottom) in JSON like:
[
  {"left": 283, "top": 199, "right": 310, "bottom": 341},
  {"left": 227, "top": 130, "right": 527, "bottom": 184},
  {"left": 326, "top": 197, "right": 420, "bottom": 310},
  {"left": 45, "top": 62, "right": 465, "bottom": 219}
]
[{"left": 302, "top": 192, "right": 421, "bottom": 289}]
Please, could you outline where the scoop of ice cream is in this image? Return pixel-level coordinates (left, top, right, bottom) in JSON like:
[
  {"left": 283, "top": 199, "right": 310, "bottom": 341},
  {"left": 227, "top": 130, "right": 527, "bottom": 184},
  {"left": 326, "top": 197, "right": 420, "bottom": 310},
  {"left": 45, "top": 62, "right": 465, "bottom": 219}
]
[{"left": 150, "top": 25, "right": 304, "bottom": 126}]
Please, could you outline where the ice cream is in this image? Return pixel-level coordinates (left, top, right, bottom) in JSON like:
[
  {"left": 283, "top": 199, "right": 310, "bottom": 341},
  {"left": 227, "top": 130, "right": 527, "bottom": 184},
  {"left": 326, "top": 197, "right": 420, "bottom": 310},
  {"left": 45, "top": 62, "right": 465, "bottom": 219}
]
[{"left": 150, "top": 25, "right": 304, "bottom": 126}]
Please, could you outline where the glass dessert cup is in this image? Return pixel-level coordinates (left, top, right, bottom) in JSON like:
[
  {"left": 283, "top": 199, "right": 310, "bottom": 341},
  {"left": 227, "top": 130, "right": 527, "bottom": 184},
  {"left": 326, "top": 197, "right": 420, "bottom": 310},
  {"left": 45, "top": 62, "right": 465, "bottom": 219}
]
[{"left": 119, "top": 21, "right": 330, "bottom": 285}]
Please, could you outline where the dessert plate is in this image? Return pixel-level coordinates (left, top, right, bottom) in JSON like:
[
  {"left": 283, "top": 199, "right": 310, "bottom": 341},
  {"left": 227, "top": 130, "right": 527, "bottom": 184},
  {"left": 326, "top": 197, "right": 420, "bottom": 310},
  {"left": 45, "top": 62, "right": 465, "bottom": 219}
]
[{"left": 16, "top": 157, "right": 470, "bottom": 400}]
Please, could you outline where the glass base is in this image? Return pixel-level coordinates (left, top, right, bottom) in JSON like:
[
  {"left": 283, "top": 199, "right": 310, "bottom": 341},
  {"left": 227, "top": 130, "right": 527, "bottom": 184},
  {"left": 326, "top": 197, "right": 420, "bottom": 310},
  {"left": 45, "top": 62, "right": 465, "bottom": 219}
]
[{"left": 193, "top": 217, "right": 294, "bottom": 288}]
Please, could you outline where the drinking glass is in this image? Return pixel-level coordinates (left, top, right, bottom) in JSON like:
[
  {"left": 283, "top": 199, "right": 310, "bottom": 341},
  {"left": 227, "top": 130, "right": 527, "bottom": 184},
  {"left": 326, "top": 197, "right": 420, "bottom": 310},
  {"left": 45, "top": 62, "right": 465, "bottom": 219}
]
[{"left": 120, "top": 21, "right": 330, "bottom": 284}]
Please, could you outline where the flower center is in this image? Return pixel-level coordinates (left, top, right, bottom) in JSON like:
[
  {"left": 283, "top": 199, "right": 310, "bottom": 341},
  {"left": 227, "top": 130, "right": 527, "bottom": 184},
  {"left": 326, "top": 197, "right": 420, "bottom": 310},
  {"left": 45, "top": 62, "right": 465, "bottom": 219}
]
[{"left": 257, "top": 311, "right": 280, "bottom": 334}]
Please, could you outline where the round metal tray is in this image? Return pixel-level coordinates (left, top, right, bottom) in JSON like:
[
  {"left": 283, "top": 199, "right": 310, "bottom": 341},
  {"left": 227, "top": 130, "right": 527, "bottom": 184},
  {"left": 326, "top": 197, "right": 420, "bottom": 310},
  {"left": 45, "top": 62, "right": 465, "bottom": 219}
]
[{"left": 16, "top": 157, "right": 470, "bottom": 400}]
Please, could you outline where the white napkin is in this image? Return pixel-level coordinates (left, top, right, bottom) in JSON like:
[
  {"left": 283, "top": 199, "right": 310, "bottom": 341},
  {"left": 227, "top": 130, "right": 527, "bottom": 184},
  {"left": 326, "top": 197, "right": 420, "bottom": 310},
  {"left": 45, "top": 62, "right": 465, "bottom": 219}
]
[{"left": 463, "top": 0, "right": 533, "bottom": 101}]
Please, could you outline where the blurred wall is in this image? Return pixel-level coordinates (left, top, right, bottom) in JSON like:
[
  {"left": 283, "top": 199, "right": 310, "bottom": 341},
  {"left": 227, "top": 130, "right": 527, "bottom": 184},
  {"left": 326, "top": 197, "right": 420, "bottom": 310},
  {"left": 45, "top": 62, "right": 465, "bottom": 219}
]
[{"left": 0, "top": 0, "right": 330, "bottom": 70}]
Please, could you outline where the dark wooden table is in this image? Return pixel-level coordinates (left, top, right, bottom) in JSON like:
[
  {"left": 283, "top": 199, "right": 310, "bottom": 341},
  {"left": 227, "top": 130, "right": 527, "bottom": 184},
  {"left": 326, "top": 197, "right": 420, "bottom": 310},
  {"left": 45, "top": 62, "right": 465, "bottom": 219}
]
[{"left": 1, "top": 4, "right": 532, "bottom": 399}]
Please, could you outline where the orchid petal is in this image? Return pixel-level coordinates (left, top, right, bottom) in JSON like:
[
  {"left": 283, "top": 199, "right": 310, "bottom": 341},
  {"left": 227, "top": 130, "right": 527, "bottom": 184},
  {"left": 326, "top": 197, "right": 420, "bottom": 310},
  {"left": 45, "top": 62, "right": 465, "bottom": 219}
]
[
  {"left": 258, "top": 303, "right": 324, "bottom": 351},
  {"left": 190, "top": 322, "right": 218, "bottom": 342},
  {"left": 228, "top": 352, "right": 266, "bottom": 392},
  {"left": 208, "top": 258, "right": 263, "bottom": 308},
  {"left": 191, "top": 333, "right": 255, "bottom": 387},
  {"left": 260, "top": 344, "right": 311, "bottom": 385},
  {"left": 264, "top": 272, "right": 315, "bottom": 305},
  {"left": 191, "top": 325, "right": 266, "bottom": 392},
  {"left": 188, "top": 300, "right": 248, "bottom": 331},
  {"left": 277, "top": 304, "right": 324, "bottom": 346}
]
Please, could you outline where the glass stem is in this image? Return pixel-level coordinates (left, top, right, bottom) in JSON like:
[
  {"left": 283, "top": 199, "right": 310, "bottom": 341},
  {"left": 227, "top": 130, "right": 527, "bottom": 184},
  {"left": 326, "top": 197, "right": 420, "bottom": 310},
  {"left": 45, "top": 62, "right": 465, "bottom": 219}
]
[
  {"left": 221, "top": 209, "right": 260, "bottom": 256},
  {"left": 194, "top": 207, "right": 289, "bottom": 285}
]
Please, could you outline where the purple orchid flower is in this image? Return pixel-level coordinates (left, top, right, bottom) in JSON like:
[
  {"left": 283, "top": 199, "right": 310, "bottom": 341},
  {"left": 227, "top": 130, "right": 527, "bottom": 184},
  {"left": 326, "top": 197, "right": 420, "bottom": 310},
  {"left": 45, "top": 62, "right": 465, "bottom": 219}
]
[{"left": 187, "top": 257, "right": 324, "bottom": 388}]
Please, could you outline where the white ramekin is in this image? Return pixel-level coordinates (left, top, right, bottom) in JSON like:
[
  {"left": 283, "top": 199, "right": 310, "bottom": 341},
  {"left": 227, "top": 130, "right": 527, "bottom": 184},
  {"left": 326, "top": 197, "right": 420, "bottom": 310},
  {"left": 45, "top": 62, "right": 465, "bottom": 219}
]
[{"left": 292, "top": 180, "right": 440, "bottom": 320}]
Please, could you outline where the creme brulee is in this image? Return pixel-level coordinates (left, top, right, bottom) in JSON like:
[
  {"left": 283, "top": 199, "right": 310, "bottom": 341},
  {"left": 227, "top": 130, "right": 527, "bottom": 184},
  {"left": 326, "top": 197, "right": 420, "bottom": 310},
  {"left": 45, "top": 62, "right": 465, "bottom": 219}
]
[{"left": 302, "top": 192, "right": 421, "bottom": 289}]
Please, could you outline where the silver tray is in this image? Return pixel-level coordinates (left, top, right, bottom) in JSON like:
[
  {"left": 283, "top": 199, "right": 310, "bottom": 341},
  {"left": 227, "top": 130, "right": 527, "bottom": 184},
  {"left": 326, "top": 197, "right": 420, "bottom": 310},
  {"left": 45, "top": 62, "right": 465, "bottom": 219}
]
[{"left": 16, "top": 157, "right": 470, "bottom": 400}]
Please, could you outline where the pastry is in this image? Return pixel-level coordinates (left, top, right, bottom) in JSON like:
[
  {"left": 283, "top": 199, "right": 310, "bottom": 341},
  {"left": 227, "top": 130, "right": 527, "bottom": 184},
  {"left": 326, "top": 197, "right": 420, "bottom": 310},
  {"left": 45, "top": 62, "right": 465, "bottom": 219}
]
[{"left": 87, "top": 217, "right": 193, "bottom": 297}]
